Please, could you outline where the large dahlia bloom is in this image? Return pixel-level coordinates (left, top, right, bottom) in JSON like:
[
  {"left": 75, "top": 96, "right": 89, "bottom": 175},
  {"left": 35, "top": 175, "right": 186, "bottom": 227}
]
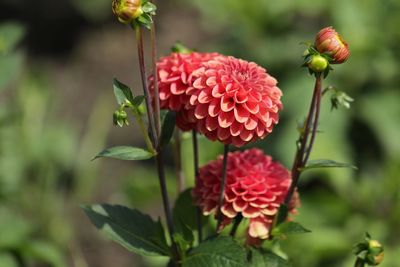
[
  {"left": 193, "top": 148, "right": 297, "bottom": 240},
  {"left": 187, "top": 56, "right": 283, "bottom": 147},
  {"left": 150, "top": 52, "right": 220, "bottom": 131}
]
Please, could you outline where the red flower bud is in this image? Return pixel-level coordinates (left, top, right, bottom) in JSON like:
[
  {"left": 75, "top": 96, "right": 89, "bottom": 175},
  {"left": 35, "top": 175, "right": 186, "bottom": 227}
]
[
  {"left": 112, "top": 0, "right": 143, "bottom": 24},
  {"left": 315, "top": 26, "right": 350, "bottom": 64}
]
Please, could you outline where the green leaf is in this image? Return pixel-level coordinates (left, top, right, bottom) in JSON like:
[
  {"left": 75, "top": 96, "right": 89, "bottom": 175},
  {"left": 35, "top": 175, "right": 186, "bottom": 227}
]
[
  {"left": 272, "top": 221, "right": 311, "bottom": 237},
  {"left": 159, "top": 111, "right": 176, "bottom": 148},
  {"left": 113, "top": 78, "right": 134, "bottom": 106},
  {"left": 182, "top": 236, "right": 246, "bottom": 267},
  {"left": 173, "top": 189, "right": 204, "bottom": 248},
  {"left": 0, "top": 22, "right": 25, "bottom": 55},
  {"left": 249, "top": 249, "right": 292, "bottom": 267},
  {"left": 82, "top": 204, "right": 170, "bottom": 257},
  {"left": 93, "top": 146, "right": 154, "bottom": 161},
  {"left": 132, "top": 95, "right": 145, "bottom": 107},
  {"left": 301, "top": 159, "right": 357, "bottom": 171}
]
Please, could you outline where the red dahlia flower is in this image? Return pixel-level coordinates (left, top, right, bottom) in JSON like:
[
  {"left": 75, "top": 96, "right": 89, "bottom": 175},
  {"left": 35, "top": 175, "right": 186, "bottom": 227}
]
[
  {"left": 315, "top": 26, "right": 350, "bottom": 64},
  {"left": 150, "top": 52, "right": 220, "bottom": 131},
  {"left": 193, "top": 148, "right": 297, "bottom": 239},
  {"left": 187, "top": 56, "right": 283, "bottom": 147}
]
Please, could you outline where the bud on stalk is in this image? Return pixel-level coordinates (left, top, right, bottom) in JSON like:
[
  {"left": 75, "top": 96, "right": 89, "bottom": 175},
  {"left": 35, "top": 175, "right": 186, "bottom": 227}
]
[
  {"left": 315, "top": 26, "right": 350, "bottom": 64},
  {"left": 112, "top": 0, "right": 143, "bottom": 24}
]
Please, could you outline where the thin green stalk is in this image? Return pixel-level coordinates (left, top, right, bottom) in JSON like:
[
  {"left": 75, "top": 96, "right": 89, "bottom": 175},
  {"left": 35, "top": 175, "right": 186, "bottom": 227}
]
[
  {"left": 192, "top": 130, "right": 203, "bottom": 242},
  {"left": 174, "top": 130, "right": 185, "bottom": 192},
  {"left": 216, "top": 144, "right": 230, "bottom": 231},
  {"left": 133, "top": 112, "right": 155, "bottom": 154}
]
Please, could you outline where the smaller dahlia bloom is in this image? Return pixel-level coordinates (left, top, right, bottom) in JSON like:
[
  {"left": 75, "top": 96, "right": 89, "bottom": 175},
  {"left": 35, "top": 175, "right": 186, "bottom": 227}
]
[
  {"left": 150, "top": 52, "right": 220, "bottom": 131},
  {"left": 315, "top": 26, "right": 350, "bottom": 64},
  {"left": 193, "top": 148, "right": 297, "bottom": 240},
  {"left": 112, "top": 0, "right": 143, "bottom": 24},
  {"left": 187, "top": 56, "right": 283, "bottom": 147}
]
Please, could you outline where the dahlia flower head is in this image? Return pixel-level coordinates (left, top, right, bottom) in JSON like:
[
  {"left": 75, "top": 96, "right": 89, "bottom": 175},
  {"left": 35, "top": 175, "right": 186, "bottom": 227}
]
[
  {"left": 193, "top": 148, "right": 299, "bottom": 240},
  {"left": 314, "top": 26, "right": 350, "bottom": 64},
  {"left": 151, "top": 52, "right": 283, "bottom": 147}
]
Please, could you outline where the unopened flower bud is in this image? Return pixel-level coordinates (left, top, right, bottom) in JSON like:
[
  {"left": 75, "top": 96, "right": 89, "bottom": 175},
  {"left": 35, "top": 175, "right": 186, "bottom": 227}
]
[
  {"left": 308, "top": 55, "right": 328, "bottom": 73},
  {"left": 366, "top": 240, "right": 384, "bottom": 266},
  {"left": 315, "top": 26, "right": 350, "bottom": 64},
  {"left": 112, "top": 0, "right": 143, "bottom": 24},
  {"left": 113, "top": 110, "right": 129, "bottom": 127}
]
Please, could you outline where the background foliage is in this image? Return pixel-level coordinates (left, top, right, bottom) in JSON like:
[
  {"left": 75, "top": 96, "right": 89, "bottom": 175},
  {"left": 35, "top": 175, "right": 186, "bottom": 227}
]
[{"left": 0, "top": 0, "right": 399, "bottom": 266}]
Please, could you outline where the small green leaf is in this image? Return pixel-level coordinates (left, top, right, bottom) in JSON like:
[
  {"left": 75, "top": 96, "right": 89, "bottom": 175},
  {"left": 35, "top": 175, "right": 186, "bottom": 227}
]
[
  {"left": 272, "top": 221, "right": 311, "bottom": 237},
  {"left": 113, "top": 78, "right": 134, "bottom": 106},
  {"left": 182, "top": 236, "right": 246, "bottom": 267},
  {"left": 249, "top": 249, "right": 292, "bottom": 267},
  {"left": 159, "top": 111, "right": 176, "bottom": 148},
  {"left": 82, "top": 204, "right": 170, "bottom": 257},
  {"left": 93, "top": 146, "right": 154, "bottom": 161},
  {"left": 301, "top": 159, "right": 357, "bottom": 171}
]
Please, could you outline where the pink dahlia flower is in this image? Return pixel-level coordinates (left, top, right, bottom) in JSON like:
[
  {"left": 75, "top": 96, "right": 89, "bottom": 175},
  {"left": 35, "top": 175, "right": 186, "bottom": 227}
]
[
  {"left": 150, "top": 52, "right": 220, "bottom": 131},
  {"left": 315, "top": 26, "right": 350, "bottom": 64},
  {"left": 187, "top": 56, "right": 283, "bottom": 147},
  {"left": 193, "top": 148, "right": 297, "bottom": 239}
]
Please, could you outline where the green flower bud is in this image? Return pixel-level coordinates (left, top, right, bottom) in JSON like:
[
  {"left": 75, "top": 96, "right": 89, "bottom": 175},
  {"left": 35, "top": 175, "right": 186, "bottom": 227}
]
[
  {"left": 366, "top": 240, "right": 384, "bottom": 266},
  {"left": 113, "top": 110, "right": 129, "bottom": 127},
  {"left": 112, "top": 0, "right": 143, "bottom": 24},
  {"left": 308, "top": 55, "right": 329, "bottom": 73}
]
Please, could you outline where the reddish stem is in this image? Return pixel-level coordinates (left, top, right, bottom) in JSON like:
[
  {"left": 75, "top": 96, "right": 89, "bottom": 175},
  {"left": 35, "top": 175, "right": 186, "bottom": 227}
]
[{"left": 284, "top": 75, "right": 322, "bottom": 206}]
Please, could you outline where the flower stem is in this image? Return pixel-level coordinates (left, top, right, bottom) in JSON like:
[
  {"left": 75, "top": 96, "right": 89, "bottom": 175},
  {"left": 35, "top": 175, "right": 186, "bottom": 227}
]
[
  {"left": 229, "top": 214, "right": 243, "bottom": 237},
  {"left": 155, "top": 150, "right": 180, "bottom": 261},
  {"left": 216, "top": 144, "right": 230, "bottom": 231},
  {"left": 284, "top": 75, "right": 322, "bottom": 206},
  {"left": 135, "top": 26, "right": 158, "bottom": 147},
  {"left": 303, "top": 80, "right": 322, "bottom": 164},
  {"left": 133, "top": 112, "right": 156, "bottom": 154},
  {"left": 354, "top": 258, "right": 365, "bottom": 267},
  {"left": 135, "top": 24, "right": 179, "bottom": 262},
  {"left": 174, "top": 130, "right": 185, "bottom": 193},
  {"left": 192, "top": 130, "right": 203, "bottom": 242},
  {"left": 150, "top": 22, "right": 161, "bottom": 137}
]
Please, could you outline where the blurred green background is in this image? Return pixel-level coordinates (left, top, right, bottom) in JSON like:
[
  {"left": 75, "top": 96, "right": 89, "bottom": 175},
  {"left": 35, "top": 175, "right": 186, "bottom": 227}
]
[{"left": 1, "top": 0, "right": 399, "bottom": 266}]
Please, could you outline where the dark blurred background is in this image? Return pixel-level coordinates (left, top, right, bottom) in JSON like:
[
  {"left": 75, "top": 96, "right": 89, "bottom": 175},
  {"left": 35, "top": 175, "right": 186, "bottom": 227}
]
[{"left": 1, "top": 0, "right": 399, "bottom": 266}]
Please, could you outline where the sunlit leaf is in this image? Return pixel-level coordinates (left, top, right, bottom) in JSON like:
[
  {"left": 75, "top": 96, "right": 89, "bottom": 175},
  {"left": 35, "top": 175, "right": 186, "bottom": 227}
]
[
  {"left": 113, "top": 78, "right": 134, "bottom": 106},
  {"left": 182, "top": 236, "right": 246, "bottom": 267},
  {"left": 93, "top": 146, "right": 154, "bottom": 161},
  {"left": 272, "top": 221, "right": 311, "bottom": 237},
  {"left": 301, "top": 159, "right": 357, "bottom": 171},
  {"left": 82, "top": 204, "right": 170, "bottom": 256}
]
